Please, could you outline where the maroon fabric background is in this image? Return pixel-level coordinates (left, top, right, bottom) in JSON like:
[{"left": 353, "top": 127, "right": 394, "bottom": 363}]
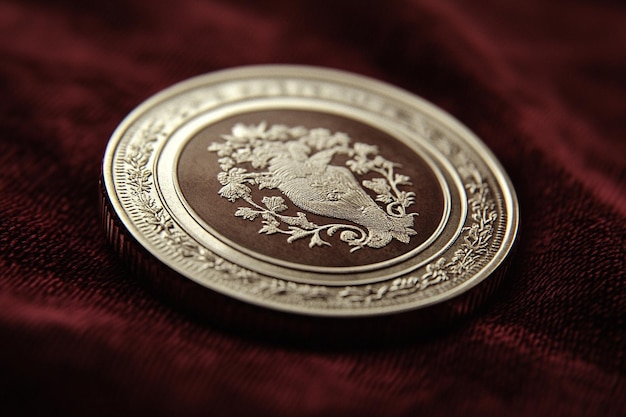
[{"left": 1, "top": 0, "right": 624, "bottom": 416}]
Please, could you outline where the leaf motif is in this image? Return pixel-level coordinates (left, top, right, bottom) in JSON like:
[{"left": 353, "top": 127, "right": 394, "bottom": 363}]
[
  {"left": 262, "top": 196, "right": 288, "bottom": 212},
  {"left": 208, "top": 141, "right": 234, "bottom": 157},
  {"left": 259, "top": 219, "right": 280, "bottom": 234},
  {"left": 353, "top": 142, "right": 378, "bottom": 156},
  {"left": 302, "top": 128, "right": 333, "bottom": 150},
  {"left": 218, "top": 157, "right": 235, "bottom": 171},
  {"left": 217, "top": 171, "right": 229, "bottom": 185},
  {"left": 287, "top": 227, "right": 310, "bottom": 243},
  {"left": 226, "top": 167, "right": 248, "bottom": 180},
  {"left": 234, "top": 207, "right": 259, "bottom": 221},
  {"left": 373, "top": 155, "right": 387, "bottom": 167},
  {"left": 394, "top": 174, "right": 411, "bottom": 185},
  {"left": 346, "top": 158, "right": 372, "bottom": 175},
  {"left": 207, "top": 142, "right": 223, "bottom": 152},
  {"left": 231, "top": 121, "right": 266, "bottom": 141},
  {"left": 363, "top": 178, "right": 391, "bottom": 195},
  {"left": 331, "top": 132, "right": 350, "bottom": 147},
  {"left": 249, "top": 153, "right": 271, "bottom": 169},
  {"left": 281, "top": 212, "right": 317, "bottom": 229},
  {"left": 234, "top": 147, "right": 252, "bottom": 163},
  {"left": 261, "top": 212, "right": 277, "bottom": 222},
  {"left": 257, "top": 176, "right": 281, "bottom": 190},
  {"left": 218, "top": 182, "right": 251, "bottom": 202},
  {"left": 376, "top": 194, "right": 394, "bottom": 204},
  {"left": 398, "top": 191, "right": 416, "bottom": 207},
  {"left": 265, "top": 124, "right": 290, "bottom": 140},
  {"left": 289, "top": 126, "right": 308, "bottom": 137}
]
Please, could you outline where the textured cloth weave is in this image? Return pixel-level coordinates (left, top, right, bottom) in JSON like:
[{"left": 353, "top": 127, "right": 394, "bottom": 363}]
[{"left": 0, "top": 0, "right": 624, "bottom": 416}]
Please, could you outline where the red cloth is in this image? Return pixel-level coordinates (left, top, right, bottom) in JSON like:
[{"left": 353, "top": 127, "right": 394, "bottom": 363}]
[{"left": 1, "top": 0, "right": 624, "bottom": 415}]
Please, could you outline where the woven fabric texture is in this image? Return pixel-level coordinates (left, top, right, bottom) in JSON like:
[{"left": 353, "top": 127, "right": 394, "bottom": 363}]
[{"left": 0, "top": 0, "right": 624, "bottom": 416}]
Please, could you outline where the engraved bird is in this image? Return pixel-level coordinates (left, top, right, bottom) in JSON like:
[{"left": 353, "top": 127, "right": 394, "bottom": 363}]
[{"left": 267, "top": 141, "right": 417, "bottom": 249}]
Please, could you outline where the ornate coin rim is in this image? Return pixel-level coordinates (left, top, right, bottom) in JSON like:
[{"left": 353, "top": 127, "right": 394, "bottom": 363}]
[{"left": 102, "top": 65, "right": 519, "bottom": 317}]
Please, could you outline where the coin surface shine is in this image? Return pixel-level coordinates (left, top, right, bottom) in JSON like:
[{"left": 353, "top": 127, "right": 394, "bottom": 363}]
[{"left": 101, "top": 65, "right": 519, "bottom": 318}]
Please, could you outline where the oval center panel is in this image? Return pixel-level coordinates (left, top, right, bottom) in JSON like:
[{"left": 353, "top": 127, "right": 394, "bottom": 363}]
[{"left": 176, "top": 109, "right": 446, "bottom": 269}]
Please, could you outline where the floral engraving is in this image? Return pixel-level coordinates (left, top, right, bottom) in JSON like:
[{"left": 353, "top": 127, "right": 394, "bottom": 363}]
[
  {"left": 208, "top": 122, "right": 418, "bottom": 252},
  {"left": 125, "top": 121, "right": 215, "bottom": 266},
  {"left": 338, "top": 131, "right": 498, "bottom": 304}
]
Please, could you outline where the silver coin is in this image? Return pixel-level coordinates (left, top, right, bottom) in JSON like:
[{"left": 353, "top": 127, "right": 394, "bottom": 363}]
[{"left": 101, "top": 65, "right": 518, "bottom": 333}]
